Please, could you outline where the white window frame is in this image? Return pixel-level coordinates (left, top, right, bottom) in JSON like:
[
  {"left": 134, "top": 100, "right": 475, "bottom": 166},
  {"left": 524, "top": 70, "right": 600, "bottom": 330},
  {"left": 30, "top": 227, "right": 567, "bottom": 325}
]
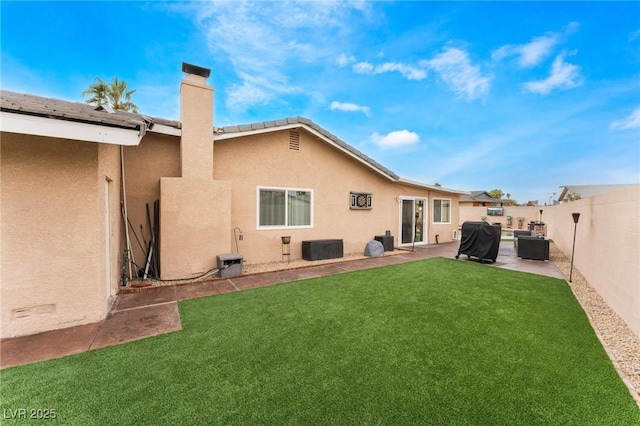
[
  {"left": 398, "top": 196, "right": 428, "bottom": 246},
  {"left": 257, "top": 186, "right": 314, "bottom": 230},
  {"left": 433, "top": 198, "right": 452, "bottom": 224}
]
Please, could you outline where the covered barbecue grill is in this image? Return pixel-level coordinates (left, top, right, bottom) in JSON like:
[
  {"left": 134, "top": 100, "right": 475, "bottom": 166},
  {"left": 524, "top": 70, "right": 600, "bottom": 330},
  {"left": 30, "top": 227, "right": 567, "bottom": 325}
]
[{"left": 455, "top": 221, "right": 501, "bottom": 263}]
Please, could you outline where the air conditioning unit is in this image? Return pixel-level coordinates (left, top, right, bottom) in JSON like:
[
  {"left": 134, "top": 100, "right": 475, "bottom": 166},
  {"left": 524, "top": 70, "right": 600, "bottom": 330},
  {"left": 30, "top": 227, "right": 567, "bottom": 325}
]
[{"left": 452, "top": 229, "right": 459, "bottom": 240}]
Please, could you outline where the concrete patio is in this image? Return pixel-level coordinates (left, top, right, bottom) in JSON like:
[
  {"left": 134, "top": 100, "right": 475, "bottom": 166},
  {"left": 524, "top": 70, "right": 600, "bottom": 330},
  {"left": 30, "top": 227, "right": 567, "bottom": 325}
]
[{"left": 1, "top": 242, "right": 564, "bottom": 369}]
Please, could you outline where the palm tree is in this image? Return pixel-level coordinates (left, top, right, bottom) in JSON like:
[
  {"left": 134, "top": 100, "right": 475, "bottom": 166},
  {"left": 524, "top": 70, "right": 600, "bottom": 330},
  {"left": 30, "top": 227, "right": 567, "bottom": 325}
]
[{"left": 83, "top": 77, "right": 138, "bottom": 112}]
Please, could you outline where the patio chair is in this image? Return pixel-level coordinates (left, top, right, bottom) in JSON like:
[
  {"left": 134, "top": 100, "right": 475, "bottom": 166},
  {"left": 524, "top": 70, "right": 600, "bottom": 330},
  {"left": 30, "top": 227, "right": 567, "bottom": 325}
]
[{"left": 516, "top": 236, "right": 549, "bottom": 261}]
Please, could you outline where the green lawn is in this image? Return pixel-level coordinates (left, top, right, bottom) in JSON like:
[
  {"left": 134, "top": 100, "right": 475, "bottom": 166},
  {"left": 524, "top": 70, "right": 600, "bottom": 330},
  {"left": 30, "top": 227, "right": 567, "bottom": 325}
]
[{"left": 2, "top": 258, "right": 638, "bottom": 425}]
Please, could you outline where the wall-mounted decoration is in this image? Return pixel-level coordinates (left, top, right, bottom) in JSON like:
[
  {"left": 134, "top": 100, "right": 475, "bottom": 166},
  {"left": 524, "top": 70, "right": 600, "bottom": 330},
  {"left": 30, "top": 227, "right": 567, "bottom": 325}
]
[
  {"left": 487, "top": 207, "right": 504, "bottom": 216},
  {"left": 350, "top": 192, "right": 372, "bottom": 209}
]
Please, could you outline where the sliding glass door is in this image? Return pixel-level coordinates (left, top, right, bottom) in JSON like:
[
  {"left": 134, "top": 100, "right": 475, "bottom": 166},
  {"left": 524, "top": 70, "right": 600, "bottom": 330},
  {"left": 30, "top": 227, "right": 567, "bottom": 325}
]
[{"left": 400, "top": 197, "right": 426, "bottom": 245}]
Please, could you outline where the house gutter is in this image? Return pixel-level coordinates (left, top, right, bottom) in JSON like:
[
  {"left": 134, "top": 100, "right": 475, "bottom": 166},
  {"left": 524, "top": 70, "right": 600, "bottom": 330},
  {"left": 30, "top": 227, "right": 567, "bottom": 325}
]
[
  {"left": 0, "top": 111, "right": 144, "bottom": 146},
  {"left": 396, "top": 178, "right": 470, "bottom": 195}
]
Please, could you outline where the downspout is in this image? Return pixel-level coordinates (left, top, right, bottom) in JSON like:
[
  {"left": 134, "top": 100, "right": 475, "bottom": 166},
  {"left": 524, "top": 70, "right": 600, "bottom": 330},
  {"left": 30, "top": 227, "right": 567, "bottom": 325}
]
[
  {"left": 120, "top": 145, "right": 133, "bottom": 282},
  {"left": 120, "top": 118, "right": 153, "bottom": 283}
]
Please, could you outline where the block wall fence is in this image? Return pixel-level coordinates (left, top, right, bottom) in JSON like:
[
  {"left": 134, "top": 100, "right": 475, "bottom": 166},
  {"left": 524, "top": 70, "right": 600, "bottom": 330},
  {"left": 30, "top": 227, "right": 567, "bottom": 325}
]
[{"left": 461, "top": 185, "right": 639, "bottom": 338}]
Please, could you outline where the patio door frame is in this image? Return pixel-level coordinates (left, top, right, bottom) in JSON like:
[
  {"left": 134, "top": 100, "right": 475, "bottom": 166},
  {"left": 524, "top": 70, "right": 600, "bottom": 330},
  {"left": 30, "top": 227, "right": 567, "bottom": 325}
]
[{"left": 398, "top": 196, "right": 428, "bottom": 247}]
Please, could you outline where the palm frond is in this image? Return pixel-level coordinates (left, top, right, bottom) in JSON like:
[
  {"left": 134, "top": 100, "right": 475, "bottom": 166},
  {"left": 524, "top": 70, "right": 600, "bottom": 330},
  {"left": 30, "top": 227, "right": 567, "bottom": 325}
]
[{"left": 82, "top": 76, "right": 138, "bottom": 112}]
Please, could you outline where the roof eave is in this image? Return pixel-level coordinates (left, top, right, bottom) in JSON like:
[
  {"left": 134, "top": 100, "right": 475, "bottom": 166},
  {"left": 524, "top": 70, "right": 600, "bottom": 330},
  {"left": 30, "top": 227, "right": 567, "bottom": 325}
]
[
  {"left": 396, "top": 178, "right": 469, "bottom": 195},
  {"left": 0, "top": 111, "right": 143, "bottom": 146}
]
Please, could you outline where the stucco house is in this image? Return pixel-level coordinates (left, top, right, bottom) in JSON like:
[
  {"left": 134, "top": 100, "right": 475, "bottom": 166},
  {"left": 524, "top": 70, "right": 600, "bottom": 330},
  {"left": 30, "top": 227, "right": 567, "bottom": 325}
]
[
  {"left": 1, "top": 63, "right": 466, "bottom": 338},
  {"left": 558, "top": 184, "right": 637, "bottom": 204},
  {"left": 458, "top": 190, "right": 501, "bottom": 207}
]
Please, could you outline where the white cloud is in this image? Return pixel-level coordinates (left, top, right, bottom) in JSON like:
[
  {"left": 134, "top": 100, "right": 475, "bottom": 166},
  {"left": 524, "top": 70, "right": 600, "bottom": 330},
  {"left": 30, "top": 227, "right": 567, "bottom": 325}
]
[
  {"left": 353, "top": 61, "right": 375, "bottom": 74},
  {"left": 523, "top": 52, "right": 582, "bottom": 95},
  {"left": 519, "top": 35, "right": 558, "bottom": 67},
  {"left": 371, "top": 130, "right": 420, "bottom": 149},
  {"left": 426, "top": 48, "right": 491, "bottom": 100},
  {"left": 492, "top": 23, "right": 579, "bottom": 67},
  {"left": 336, "top": 53, "right": 356, "bottom": 67},
  {"left": 226, "top": 81, "right": 270, "bottom": 110},
  {"left": 351, "top": 47, "right": 490, "bottom": 100},
  {"left": 353, "top": 61, "right": 427, "bottom": 81},
  {"left": 195, "top": 1, "right": 368, "bottom": 111},
  {"left": 493, "top": 34, "right": 558, "bottom": 67},
  {"left": 609, "top": 107, "right": 640, "bottom": 131},
  {"left": 330, "top": 101, "right": 370, "bottom": 115}
]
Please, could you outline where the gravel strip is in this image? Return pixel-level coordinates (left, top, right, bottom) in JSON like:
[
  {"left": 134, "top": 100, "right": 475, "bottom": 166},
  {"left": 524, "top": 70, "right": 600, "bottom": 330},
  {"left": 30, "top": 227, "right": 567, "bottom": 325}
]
[
  {"left": 242, "top": 250, "right": 407, "bottom": 274},
  {"left": 549, "top": 243, "right": 640, "bottom": 407},
  {"left": 123, "top": 250, "right": 407, "bottom": 290}
]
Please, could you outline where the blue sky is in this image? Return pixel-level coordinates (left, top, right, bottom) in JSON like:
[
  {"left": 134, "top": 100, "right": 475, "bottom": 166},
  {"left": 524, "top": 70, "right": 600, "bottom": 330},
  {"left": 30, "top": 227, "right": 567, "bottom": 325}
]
[{"left": 2, "top": 1, "right": 639, "bottom": 204}]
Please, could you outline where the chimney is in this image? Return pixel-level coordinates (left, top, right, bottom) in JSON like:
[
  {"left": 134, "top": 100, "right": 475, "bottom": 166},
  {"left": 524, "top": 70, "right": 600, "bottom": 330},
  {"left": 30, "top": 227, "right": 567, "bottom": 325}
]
[{"left": 180, "top": 62, "right": 214, "bottom": 179}]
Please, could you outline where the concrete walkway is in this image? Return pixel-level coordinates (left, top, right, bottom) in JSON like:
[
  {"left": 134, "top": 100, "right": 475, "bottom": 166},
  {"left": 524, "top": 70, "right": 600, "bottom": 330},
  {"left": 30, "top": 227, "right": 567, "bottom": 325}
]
[{"left": 1, "top": 242, "right": 563, "bottom": 369}]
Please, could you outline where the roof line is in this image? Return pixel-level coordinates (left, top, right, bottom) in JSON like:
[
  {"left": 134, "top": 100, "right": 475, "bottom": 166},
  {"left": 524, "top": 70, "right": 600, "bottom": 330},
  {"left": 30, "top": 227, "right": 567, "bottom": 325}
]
[{"left": 215, "top": 116, "right": 400, "bottom": 181}]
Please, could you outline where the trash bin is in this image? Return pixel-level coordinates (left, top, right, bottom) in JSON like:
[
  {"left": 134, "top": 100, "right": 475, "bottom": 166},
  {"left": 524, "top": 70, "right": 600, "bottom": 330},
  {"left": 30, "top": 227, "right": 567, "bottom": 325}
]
[{"left": 217, "top": 253, "right": 243, "bottom": 278}]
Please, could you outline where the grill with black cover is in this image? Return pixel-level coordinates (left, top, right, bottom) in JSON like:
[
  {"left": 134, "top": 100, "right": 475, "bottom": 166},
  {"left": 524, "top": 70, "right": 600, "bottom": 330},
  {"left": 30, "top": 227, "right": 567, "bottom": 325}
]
[{"left": 455, "top": 221, "right": 501, "bottom": 263}]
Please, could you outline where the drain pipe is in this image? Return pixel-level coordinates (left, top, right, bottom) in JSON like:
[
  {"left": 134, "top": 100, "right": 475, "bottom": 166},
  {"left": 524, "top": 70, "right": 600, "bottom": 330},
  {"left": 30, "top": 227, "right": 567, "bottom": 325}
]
[
  {"left": 120, "top": 145, "right": 134, "bottom": 281},
  {"left": 435, "top": 234, "right": 440, "bottom": 244}
]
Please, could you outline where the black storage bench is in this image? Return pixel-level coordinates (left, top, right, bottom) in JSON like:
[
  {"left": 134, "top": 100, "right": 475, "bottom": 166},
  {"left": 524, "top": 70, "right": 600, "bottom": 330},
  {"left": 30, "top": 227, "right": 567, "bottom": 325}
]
[{"left": 302, "top": 239, "right": 343, "bottom": 261}]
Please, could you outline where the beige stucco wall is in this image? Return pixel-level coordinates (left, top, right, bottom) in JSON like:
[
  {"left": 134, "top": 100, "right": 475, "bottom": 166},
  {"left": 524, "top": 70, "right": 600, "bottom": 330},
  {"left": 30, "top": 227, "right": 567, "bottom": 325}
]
[
  {"left": 463, "top": 188, "right": 640, "bottom": 337},
  {"left": 97, "top": 143, "right": 124, "bottom": 305},
  {"left": 123, "top": 134, "right": 181, "bottom": 266},
  {"left": 1, "top": 134, "right": 121, "bottom": 338},
  {"left": 213, "top": 129, "right": 460, "bottom": 264},
  {"left": 545, "top": 185, "right": 639, "bottom": 337},
  {"left": 160, "top": 178, "right": 231, "bottom": 279},
  {"left": 180, "top": 75, "right": 215, "bottom": 180}
]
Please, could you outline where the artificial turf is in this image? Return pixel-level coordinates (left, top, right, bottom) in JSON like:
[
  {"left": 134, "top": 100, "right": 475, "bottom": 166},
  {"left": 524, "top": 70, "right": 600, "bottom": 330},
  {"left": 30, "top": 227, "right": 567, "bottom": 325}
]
[{"left": 1, "top": 257, "right": 638, "bottom": 424}]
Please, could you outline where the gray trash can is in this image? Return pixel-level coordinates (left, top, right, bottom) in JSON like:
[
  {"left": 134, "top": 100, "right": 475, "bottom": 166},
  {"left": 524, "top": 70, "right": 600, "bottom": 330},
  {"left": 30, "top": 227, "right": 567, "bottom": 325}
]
[{"left": 217, "top": 253, "right": 243, "bottom": 278}]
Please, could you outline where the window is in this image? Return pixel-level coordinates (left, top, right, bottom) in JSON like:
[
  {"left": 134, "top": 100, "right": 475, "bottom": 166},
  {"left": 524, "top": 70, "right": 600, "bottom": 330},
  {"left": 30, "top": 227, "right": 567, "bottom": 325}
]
[
  {"left": 258, "top": 187, "right": 312, "bottom": 228},
  {"left": 433, "top": 198, "right": 451, "bottom": 224}
]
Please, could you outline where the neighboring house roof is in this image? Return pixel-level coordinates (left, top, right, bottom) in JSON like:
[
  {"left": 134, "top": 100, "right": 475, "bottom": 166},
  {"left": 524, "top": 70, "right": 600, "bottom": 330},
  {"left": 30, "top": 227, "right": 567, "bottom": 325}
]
[
  {"left": 1, "top": 90, "right": 466, "bottom": 195},
  {"left": 558, "top": 184, "right": 638, "bottom": 202},
  {"left": 459, "top": 191, "right": 499, "bottom": 203}
]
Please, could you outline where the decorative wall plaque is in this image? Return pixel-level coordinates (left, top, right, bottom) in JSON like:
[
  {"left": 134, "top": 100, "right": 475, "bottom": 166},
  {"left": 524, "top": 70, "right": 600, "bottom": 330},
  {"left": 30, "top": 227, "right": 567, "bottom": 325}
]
[{"left": 350, "top": 192, "right": 372, "bottom": 209}]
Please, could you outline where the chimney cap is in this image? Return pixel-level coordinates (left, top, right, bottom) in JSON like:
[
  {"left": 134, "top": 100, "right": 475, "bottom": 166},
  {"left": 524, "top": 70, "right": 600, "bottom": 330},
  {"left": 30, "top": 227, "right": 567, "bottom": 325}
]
[{"left": 181, "top": 62, "right": 211, "bottom": 78}]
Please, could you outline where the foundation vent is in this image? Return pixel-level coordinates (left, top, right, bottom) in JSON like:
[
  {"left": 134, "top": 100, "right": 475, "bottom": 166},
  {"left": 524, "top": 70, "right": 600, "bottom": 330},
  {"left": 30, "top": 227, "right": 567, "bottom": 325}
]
[
  {"left": 11, "top": 304, "right": 56, "bottom": 321},
  {"left": 289, "top": 130, "right": 300, "bottom": 151}
]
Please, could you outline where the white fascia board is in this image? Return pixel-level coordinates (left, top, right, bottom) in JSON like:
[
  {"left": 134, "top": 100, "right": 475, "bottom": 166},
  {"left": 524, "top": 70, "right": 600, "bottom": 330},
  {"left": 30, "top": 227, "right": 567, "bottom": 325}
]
[
  {"left": 150, "top": 123, "right": 181, "bottom": 137},
  {"left": 213, "top": 123, "right": 301, "bottom": 140},
  {"left": 214, "top": 123, "right": 397, "bottom": 181},
  {"left": 397, "top": 178, "right": 469, "bottom": 195},
  {"left": 0, "top": 111, "right": 142, "bottom": 146}
]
